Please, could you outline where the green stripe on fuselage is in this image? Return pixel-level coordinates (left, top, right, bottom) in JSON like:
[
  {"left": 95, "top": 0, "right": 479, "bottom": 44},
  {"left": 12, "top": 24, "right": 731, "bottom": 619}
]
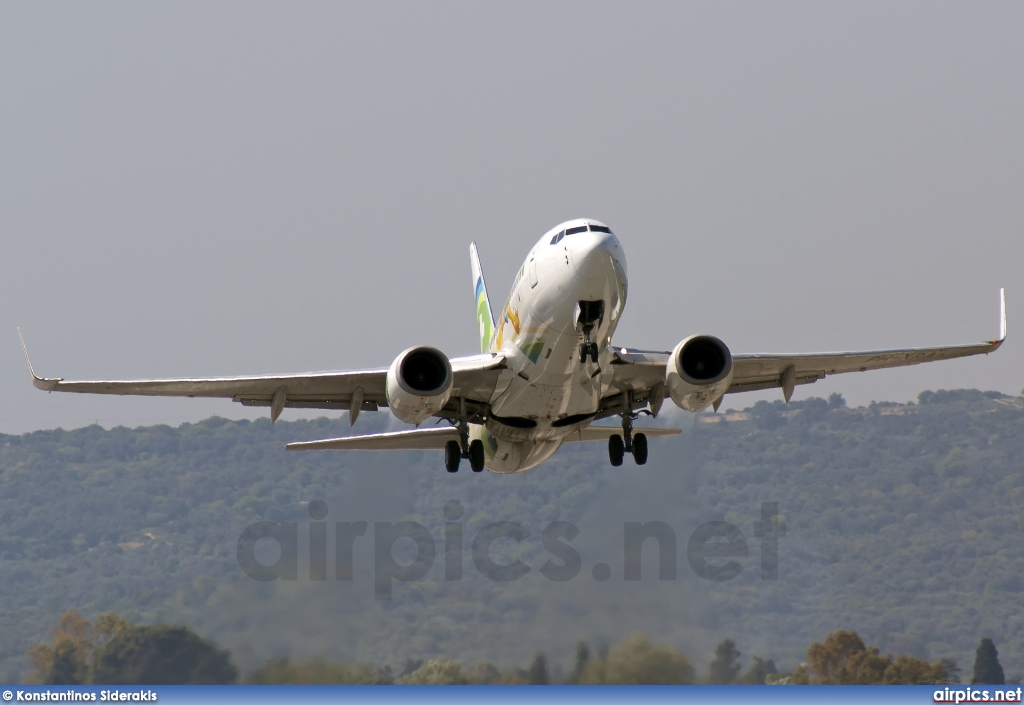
[
  {"left": 518, "top": 337, "right": 545, "bottom": 364},
  {"left": 476, "top": 279, "right": 494, "bottom": 354}
]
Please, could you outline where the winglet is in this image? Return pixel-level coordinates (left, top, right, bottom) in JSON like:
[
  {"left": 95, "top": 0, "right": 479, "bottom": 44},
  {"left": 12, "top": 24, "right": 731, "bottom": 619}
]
[
  {"left": 17, "top": 329, "right": 62, "bottom": 391},
  {"left": 998, "top": 288, "right": 1006, "bottom": 342}
]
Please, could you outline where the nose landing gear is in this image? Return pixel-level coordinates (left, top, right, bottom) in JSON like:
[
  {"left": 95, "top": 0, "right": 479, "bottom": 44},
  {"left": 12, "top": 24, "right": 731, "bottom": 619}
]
[
  {"left": 576, "top": 300, "right": 604, "bottom": 364},
  {"left": 579, "top": 341, "right": 599, "bottom": 364}
]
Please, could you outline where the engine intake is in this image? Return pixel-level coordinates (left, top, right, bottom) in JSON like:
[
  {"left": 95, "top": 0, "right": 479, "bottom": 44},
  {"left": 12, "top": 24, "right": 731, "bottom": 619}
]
[
  {"left": 386, "top": 346, "right": 453, "bottom": 424},
  {"left": 666, "top": 335, "right": 733, "bottom": 412}
]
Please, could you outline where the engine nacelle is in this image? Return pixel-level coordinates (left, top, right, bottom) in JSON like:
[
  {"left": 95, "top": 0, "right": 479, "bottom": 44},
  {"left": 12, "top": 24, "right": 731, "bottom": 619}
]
[
  {"left": 386, "top": 346, "right": 454, "bottom": 425},
  {"left": 665, "top": 335, "right": 734, "bottom": 412}
]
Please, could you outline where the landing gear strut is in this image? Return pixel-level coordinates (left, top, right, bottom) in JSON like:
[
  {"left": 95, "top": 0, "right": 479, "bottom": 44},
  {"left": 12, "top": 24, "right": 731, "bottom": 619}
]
[
  {"left": 608, "top": 393, "right": 649, "bottom": 466},
  {"left": 445, "top": 417, "right": 485, "bottom": 473},
  {"left": 579, "top": 340, "right": 599, "bottom": 364},
  {"left": 577, "top": 300, "right": 603, "bottom": 364}
]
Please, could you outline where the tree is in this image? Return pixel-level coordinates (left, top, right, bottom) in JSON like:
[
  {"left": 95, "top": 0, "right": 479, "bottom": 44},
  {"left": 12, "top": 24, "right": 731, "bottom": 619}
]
[
  {"left": 939, "top": 659, "right": 961, "bottom": 684},
  {"left": 467, "top": 663, "right": 502, "bottom": 685},
  {"left": 527, "top": 652, "right": 549, "bottom": 685},
  {"left": 93, "top": 625, "right": 237, "bottom": 684},
  {"left": 244, "top": 656, "right": 391, "bottom": 684},
  {"left": 582, "top": 633, "right": 694, "bottom": 685},
  {"left": 565, "top": 641, "right": 590, "bottom": 684},
  {"left": 28, "top": 611, "right": 93, "bottom": 685},
  {"left": 28, "top": 610, "right": 133, "bottom": 685},
  {"left": 400, "top": 658, "right": 467, "bottom": 685},
  {"left": 884, "top": 655, "right": 949, "bottom": 685},
  {"left": 707, "top": 639, "right": 741, "bottom": 684},
  {"left": 398, "top": 658, "right": 424, "bottom": 678},
  {"left": 972, "top": 638, "right": 1005, "bottom": 685},
  {"left": 737, "top": 657, "right": 777, "bottom": 685},
  {"left": 797, "top": 630, "right": 869, "bottom": 683},
  {"left": 794, "top": 631, "right": 949, "bottom": 685}
]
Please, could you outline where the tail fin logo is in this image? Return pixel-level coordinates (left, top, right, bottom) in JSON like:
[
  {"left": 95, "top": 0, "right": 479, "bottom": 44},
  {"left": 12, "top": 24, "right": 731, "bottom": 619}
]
[
  {"left": 470, "top": 243, "right": 497, "bottom": 353},
  {"left": 476, "top": 278, "right": 494, "bottom": 353}
]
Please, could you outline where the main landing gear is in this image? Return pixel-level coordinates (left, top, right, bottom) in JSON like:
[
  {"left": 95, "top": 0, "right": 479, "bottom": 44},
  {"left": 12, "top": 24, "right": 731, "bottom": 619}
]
[
  {"left": 444, "top": 420, "right": 485, "bottom": 473},
  {"left": 608, "top": 398, "right": 648, "bottom": 467}
]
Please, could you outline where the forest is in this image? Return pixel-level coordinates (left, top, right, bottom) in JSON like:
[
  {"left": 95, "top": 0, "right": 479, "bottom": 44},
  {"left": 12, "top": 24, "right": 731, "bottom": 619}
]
[
  {"left": 29, "top": 609, "right": 997, "bottom": 685},
  {"left": 1, "top": 388, "right": 1022, "bottom": 682}
]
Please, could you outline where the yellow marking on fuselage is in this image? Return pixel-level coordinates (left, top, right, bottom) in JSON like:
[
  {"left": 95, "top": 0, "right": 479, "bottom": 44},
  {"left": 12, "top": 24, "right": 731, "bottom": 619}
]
[
  {"left": 507, "top": 307, "right": 521, "bottom": 334},
  {"left": 494, "top": 306, "right": 522, "bottom": 352}
]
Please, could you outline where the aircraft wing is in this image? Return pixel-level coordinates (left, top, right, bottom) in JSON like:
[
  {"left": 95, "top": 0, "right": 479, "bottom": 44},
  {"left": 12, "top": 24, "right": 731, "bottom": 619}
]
[
  {"left": 19, "top": 331, "right": 506, "bottom": 423},
  {"left": 604, "top": 289, "right": 1006, "bottom": 413}
]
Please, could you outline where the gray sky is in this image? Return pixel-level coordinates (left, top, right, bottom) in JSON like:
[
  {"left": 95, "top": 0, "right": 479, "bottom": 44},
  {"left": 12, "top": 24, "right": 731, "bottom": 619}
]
[{"left": 2, "top": 2, "right": 1022, "bottom": 434}]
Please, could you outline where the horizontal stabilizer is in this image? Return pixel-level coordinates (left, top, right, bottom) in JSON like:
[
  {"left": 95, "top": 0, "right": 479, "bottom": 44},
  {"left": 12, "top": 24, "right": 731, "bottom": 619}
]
[
  {"left": 286, "top": 426, "right": 459, "bottom": 451},
  {"left": 562, "top": 426, "right": 681, "bottom": 443}
]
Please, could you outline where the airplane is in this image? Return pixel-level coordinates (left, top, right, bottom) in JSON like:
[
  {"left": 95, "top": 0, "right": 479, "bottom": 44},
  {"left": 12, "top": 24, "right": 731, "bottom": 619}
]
[{"left": 21, "top": 218, "right": 1006, "bottom": 474}]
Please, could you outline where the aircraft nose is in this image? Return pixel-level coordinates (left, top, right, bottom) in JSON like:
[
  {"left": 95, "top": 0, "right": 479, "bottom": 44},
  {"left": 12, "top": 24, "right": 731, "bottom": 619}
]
[{"left": 570, "top": 230, "right": 622, "bottom": 278}]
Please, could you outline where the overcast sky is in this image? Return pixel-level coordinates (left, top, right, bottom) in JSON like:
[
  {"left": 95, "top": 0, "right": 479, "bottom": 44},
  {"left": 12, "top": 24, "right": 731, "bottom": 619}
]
[{"left": 1, "top": 2, "right": 1021, "bottom": 434}]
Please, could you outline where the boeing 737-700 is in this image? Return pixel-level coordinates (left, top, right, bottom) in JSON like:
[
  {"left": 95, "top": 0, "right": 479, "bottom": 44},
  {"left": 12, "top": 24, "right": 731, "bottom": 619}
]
[{"left": 21, "top": 219, "right": 1006, "bottom": 474}]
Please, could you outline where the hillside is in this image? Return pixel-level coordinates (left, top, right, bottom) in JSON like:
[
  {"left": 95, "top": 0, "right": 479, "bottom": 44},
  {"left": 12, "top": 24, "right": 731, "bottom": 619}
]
[{"left": 1, "top": 389, "right": 1022, "bottom": 681}]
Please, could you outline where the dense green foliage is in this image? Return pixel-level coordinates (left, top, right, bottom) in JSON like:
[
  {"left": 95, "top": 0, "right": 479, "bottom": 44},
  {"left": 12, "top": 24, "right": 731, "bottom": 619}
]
[
  {"left": 791, "top": 630, "right": 950, "bottom": 684},
  {"left": 1, "top": 389, "right": 1022, "bottom": 681},
  {"left": 93, "top": 626, "right": 237, "bottom": 684},
  {"left": 973, "top": 637, "right": 1006, "bottom": 685},
  {"left": 28, "top": 611, "right": 949, "bottom": 685},
  {"left": 708, "top": 639, "right": 742, "bottom": 684},
  {"left": 27, "top": 611, "right": 236, "bottom": 685}
]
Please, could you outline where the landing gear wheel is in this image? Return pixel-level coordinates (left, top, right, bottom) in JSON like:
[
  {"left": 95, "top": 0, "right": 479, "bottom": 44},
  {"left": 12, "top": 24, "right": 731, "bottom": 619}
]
[
  {"left": 632, "top": 433, "right": 648, "bottom": 465},
  {"left": 608, "top": 434, "right": 625, "bottom": 467},
  {"left": 589, "top": 343, "right": 599, "bottom": 364},
  {"left": 469, "top": 439, "right": 485, "bottom": 472},
  {"left": 444, "top": 440, "right": 461, "bottom": 473},
  {"left": 579, "top": 346, "right": 589, "bottom": 364}
]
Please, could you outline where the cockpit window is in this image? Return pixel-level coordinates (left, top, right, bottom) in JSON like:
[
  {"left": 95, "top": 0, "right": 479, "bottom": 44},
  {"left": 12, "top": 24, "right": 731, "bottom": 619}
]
[{"left": 552, "top": 224, "right": 613, "bottom": 243}]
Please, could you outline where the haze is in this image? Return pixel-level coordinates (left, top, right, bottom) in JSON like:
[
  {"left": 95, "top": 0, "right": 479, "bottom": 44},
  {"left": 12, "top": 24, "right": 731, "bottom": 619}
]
[{"left": 2, "top": 2, "right": 1022, "bottom": 434}]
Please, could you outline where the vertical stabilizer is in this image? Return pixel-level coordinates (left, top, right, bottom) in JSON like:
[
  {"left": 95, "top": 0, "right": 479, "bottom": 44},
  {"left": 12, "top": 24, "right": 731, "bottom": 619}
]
[{"left": 470, "top": 242, "right": 495, "bottom": 353}]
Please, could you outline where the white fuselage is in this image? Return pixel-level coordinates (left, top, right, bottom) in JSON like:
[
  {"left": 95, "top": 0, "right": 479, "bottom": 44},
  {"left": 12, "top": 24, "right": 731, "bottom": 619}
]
[{"left": 474, "top": 219, "right": 628, "bottom": 473}]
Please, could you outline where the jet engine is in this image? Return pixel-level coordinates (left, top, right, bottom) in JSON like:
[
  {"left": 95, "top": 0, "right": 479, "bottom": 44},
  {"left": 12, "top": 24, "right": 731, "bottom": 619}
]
[
  {"left": 665, "top": 335, "right": 733, "bottom": 412},
  {"left": 386, "top": 346, "right": 454, "bottom": 425}
]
